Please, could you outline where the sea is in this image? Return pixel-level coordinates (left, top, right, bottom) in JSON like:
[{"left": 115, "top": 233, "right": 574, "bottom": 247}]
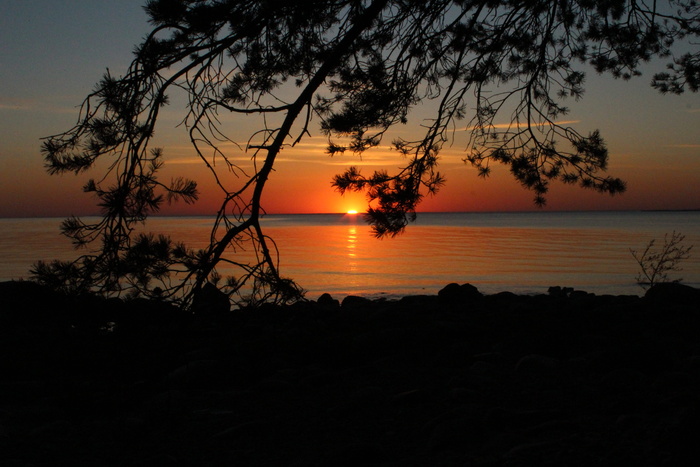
[{"left": 1, "top": 211, "right": 699, "bottom": 299}]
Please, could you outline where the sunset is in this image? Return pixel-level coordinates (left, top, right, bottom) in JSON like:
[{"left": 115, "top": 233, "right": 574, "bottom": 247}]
[
  {"left": 1, "top": 2, "right": 700, "bottom": 218},
  {"left": 2, "top": 1, "right": 700, "bottom": 464}
]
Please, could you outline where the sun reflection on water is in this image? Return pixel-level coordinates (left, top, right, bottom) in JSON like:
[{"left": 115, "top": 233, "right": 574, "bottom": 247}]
[
  {"left": 347, "top": 225, "right": 358, "bottom": 273},
  {"left": 5, "top": 213, "right": 700, "bottom": 299}
]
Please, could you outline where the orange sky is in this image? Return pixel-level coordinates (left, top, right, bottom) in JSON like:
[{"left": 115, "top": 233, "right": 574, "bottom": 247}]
[{"left": 1, "top": 2, "right": 699, "bottom": 218}]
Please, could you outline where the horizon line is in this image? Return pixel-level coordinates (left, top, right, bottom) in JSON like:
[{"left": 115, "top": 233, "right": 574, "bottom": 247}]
[{"left": 3, "top": 208, "right": 700, "bottom": 220}]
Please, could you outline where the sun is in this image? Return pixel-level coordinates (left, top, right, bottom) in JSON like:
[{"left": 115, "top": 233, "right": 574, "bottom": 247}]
[{"left": 346, "top": 209, "right": 358, "bottom": 215}]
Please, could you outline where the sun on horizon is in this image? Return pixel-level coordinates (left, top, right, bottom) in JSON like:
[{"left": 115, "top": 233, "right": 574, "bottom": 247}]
[{"left": 346, "top": 209, "right": 359, "bottom": 215}]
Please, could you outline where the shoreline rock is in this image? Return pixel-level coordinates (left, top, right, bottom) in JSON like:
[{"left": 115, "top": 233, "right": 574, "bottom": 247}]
[{"left": 1, "top": 280, "right": 699, "bottom": 465}]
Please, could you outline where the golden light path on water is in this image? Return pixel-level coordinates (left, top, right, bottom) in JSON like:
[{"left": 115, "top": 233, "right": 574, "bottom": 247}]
[{"left": 2, "top": 212, "right": 699, "bottom": 299}]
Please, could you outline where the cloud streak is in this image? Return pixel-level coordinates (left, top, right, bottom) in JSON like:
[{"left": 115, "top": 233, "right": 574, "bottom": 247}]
[
  {"left": 454, "top": 119, "right": 581, "bottom": 132},
  {"left": 0, "top": 99, "right": 33, "bottom": 111}
]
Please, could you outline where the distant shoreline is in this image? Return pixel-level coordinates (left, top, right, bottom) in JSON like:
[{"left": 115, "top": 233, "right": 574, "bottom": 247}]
[{"left": 641, "top": 208, "right": 700, "bottom": 212}]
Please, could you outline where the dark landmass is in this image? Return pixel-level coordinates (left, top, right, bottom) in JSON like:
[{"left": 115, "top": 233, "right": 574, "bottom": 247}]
[
  {"left": 2, "top": 281, "right": 700, "bottom": 466},
  {"left": 640, "top": 208, "right": 700, "bottom": 212}
]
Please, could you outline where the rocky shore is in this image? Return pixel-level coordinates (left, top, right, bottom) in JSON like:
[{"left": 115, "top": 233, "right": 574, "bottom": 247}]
[{"left": 2, "top": 280, "right": 700, "bottom": 466}]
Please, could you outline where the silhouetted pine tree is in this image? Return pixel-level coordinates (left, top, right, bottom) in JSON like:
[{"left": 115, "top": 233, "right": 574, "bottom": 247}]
[{"left": 36, "top": 0, "right": 699, "bottom": 307}]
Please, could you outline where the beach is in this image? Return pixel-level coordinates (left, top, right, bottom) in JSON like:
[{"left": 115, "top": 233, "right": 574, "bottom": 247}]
[{"left": 2, "top": 280, "right": 700, "bottom": 466}]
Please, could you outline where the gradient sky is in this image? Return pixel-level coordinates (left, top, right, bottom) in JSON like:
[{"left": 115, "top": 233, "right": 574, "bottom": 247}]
[{"left": 1, "top": 0, "right": 699, "bottom": 217}]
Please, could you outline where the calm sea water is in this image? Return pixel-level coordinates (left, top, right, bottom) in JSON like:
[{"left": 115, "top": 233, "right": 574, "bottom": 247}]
[{"left": 2, "top": 211, "right": 699, "bottom": 299}]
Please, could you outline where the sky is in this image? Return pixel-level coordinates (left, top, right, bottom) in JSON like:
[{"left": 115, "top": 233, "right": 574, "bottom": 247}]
[{"left": 1, "top": 0, "right": 699, "bottom": 217}]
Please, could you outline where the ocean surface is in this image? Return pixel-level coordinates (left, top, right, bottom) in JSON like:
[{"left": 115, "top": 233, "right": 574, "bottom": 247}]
[{"left": 2, "top": 211, "right": 699, "bottom": 299}]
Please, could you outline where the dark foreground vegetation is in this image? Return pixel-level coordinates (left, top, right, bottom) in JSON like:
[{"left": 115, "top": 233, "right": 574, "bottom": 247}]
[{"left": 2, "top": 280, "right": 700, "bottom": 466}]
